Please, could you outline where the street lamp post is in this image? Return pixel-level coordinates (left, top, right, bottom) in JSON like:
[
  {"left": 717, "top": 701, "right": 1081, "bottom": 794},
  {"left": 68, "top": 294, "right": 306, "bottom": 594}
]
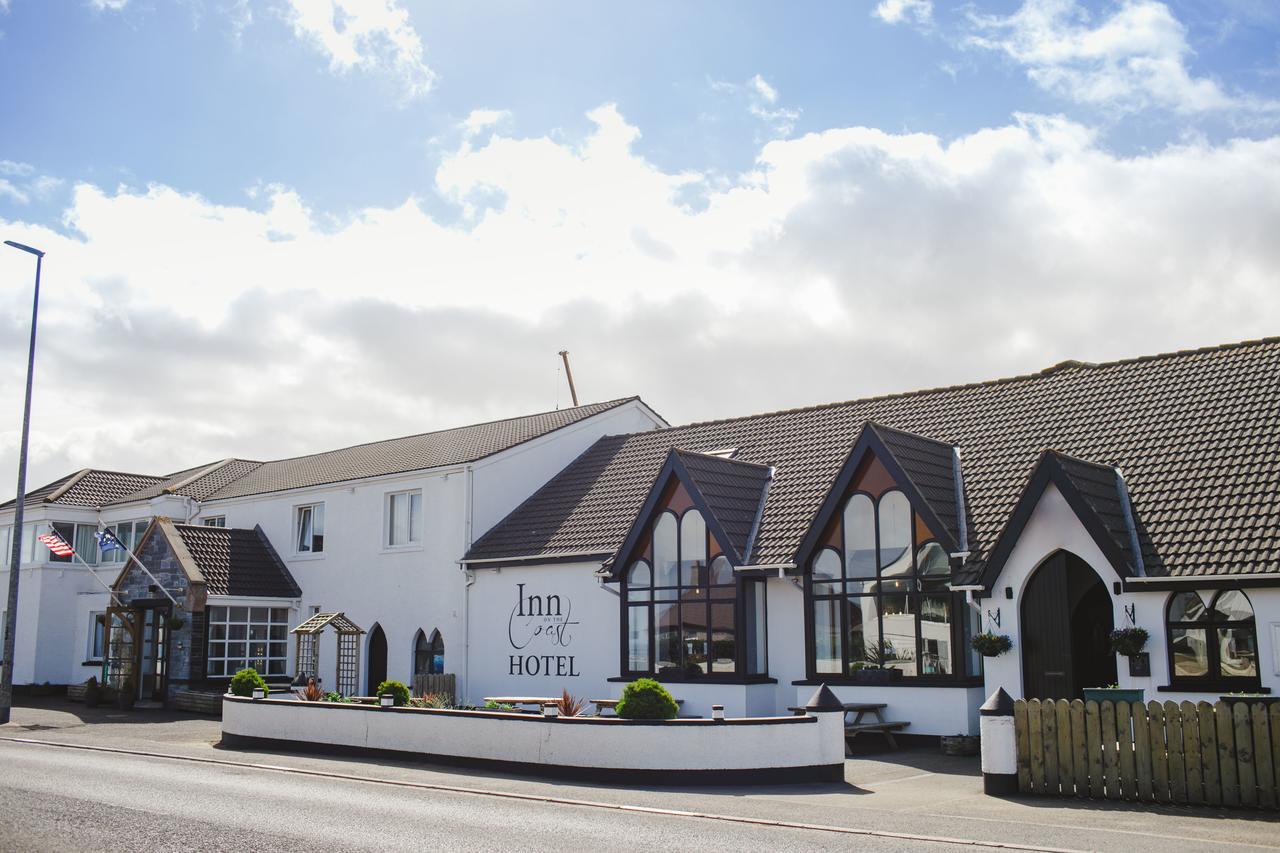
[{"left": 0, "top": 240, "right": 44, "bottom": 725}]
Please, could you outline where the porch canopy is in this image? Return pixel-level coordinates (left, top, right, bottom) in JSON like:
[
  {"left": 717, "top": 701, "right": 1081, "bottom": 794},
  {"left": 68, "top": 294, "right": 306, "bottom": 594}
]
[{"left": 291, "top": 612, "right": 365, "bottom": 697}]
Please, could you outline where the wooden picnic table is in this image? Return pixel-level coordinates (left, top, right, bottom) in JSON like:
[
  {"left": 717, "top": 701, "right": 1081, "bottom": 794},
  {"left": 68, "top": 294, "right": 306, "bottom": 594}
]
[
  {"left": 787, "top": 701, "right": 908, "bottom": 752},
  {"left": 590, "top": 697, "right": 684, "bottom": 716},
  {"left": 483, "top": 696, "right": 559, "bottom": 710}
]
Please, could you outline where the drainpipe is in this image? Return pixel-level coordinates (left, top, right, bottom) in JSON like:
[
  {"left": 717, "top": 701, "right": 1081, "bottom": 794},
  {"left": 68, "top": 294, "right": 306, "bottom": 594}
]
[{"left": 461, "top": 465, "right": 475, "bottom": 704}]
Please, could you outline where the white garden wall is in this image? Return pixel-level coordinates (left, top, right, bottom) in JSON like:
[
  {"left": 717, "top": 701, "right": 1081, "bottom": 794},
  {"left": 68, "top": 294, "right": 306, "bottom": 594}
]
[{"left": 221, "top": 694, "right": 845, "bottom": 784}]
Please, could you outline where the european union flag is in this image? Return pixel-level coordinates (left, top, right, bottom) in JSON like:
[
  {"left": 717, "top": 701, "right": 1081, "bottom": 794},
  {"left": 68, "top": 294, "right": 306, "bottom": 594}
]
[{"left": 95, "top": 528, "right": 124, "bottom": 552}]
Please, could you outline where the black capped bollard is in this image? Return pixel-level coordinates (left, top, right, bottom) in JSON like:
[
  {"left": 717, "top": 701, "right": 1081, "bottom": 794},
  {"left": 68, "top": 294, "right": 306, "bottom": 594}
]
[{"left": 979, "top": 688, "right": 1018, "bottom": 796}]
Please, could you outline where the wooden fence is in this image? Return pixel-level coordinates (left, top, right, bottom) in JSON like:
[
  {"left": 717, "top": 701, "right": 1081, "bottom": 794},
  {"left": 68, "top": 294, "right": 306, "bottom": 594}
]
[
  {"left": 1014, "top": 699, "right": 1280, "bottom": 809},
  {"left": 411, "top": 673, "right": 457, "bottom": 702}
]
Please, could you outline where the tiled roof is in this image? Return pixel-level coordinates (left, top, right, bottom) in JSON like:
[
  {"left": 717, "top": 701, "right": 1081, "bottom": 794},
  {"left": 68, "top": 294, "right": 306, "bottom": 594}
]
[
  {"left": 466, "top": 337, "right": 1280, "bottom": 579},
  {"left": 674, "top": 451, "right": 772, "bottom": 564},
  {"left": 1051, "top": 452, "right": 1142, "bottom": 572},
  {"left": 172, "top": 523, "right": 301, "bottom": 598},
  {"left": 869, "top": 423, "right": 965, "bottom": 550},
  {"left": 1, "top": 469, "right": 166, "bottom": 510},
  {"left": 4, "top": 399, "right": 646, "bottom": 511},
  {"left": 116, "top": 459, "right": 264, "bottom": 503},
  {"left": 204, "top": 398, "right": 642, "bottom": 500}
]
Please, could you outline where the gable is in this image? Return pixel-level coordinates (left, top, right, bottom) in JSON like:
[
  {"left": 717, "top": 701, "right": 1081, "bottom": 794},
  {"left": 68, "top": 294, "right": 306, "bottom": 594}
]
[
  {"left": 608, "top": 449, "right": 771, "bottom": 576},
  {"left": 977, "top": 451, "right": 1142, "bottom": 591},
  {"left": 794, "top": 422, "right": 964, "bottom": 571}
]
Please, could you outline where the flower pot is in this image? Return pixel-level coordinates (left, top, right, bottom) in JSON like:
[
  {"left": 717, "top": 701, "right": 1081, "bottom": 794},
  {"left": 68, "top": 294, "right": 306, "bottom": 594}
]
[
  {"left": 853, "top": 667, "right": 903, "bottom": 685},
  {"left": 940, "top": 735, "right": 980, "bottom": 757},
  {"left": 1082, "top": 687, "right": 1143, "bottom": 705}
]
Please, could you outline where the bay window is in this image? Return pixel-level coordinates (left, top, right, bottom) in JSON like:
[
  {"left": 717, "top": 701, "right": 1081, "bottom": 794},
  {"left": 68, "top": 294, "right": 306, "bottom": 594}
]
[
  {"left": 206, "top": 605, "right": 290, "bottom": 677},
  {"left": 808, "top": 488, "right": 967, "bottom": 680},
  {"left": 47, "top": 522, "right": 101, "bottom": 565}
]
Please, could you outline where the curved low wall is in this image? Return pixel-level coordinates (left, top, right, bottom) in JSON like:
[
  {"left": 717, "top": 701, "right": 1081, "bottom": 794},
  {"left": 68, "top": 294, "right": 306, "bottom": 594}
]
[{"left": 221, "top": 696, "right": 846, "bottom": 785}]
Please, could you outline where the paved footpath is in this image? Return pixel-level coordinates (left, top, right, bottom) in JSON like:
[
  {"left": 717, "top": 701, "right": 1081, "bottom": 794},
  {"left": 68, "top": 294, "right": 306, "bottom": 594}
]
[{"left": 2, "top": 700, "right": 1277, "bottom": 852}]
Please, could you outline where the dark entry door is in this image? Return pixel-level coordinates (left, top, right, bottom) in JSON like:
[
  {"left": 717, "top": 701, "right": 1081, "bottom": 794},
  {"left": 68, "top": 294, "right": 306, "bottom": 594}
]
[
  {"left": 367, "top": 624, "right": 387, "bottom": 695},
  {"left": 1020, "top": 551, "right": 1116, "bottom": 700}
]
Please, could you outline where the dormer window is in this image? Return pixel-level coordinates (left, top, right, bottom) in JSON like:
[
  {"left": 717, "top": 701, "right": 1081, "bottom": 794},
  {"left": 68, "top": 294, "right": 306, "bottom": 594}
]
[
  {"left": 625, "top": 508, "right": 740, "bottom": 678},
  {"left": 805, "top": 445, "right": 972, "bottom": 683}
]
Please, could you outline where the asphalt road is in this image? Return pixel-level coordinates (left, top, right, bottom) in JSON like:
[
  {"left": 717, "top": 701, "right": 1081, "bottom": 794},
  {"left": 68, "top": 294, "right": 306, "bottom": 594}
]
[{"left": 0, "top": 740, "right": 994, "bottom": 853}]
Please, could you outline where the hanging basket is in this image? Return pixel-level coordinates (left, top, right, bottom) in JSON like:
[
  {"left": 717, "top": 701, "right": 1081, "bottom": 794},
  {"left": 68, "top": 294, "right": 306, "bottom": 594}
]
[
  {"left": 1109, "top": 627, "right": 1148, "bottom": 657},
  {"left": 971, "top": 632, "right": 1013, "bottom": 657}
]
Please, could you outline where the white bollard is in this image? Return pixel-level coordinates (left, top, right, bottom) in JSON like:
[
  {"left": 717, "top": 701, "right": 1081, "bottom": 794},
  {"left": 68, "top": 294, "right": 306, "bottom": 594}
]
[{"left": 979, "top": 688, "right": 1018, "bottom": 796}]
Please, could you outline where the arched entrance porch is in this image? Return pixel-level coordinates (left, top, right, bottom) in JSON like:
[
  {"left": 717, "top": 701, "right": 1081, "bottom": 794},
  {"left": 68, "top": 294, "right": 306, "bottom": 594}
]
[{"left": 1020, "top": 550, "right": 1116, "bottom": 699}]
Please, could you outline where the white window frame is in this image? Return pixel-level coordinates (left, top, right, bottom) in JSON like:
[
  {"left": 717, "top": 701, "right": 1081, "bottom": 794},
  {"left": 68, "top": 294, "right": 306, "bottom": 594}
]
[
  {"left": 293, "top": 502, "right": 325, "bottom": 556},
  {"left": 202, "top": 516, "right": 227, "bottom": 528},
  {"left": 87, "top": 611, "right": 106, "bottom": 661},
  {"left": 101, "top": 520, "right": 146, "bottom": 564},
  {"left": 384, "top": 489, "right": 423, "bottom": 550},
  {"left": 205, "top": 604, "right": 291, "bottom": 679}
]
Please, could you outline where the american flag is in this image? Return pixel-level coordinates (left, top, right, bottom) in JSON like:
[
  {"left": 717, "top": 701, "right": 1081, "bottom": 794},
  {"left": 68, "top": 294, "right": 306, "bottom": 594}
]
[{"left": 37, "top": 531, "right": 75, "bottom": 557}]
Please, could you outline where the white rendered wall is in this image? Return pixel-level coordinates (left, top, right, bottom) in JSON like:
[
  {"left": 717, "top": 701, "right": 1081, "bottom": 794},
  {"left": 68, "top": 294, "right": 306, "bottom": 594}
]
[{"left": 469, "top": 401, "right": 665, "bottom": 538}]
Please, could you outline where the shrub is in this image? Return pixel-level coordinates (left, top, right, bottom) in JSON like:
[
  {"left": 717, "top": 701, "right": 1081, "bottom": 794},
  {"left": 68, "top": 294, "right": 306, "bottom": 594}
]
[
  {"left": 229, "top": 667, "right": 269, "bottom": 697},
  {"left": 376, "top": 679, "right": 411, "bottom": 706},
  {"left": 1109, "top": 627, "right": 1149, "bottom": 657},
  {"left": 323, "top": 692, "right": 349, "bottom": 703},
  {"left": 971, "top": 632, "right": 1013, "bottom": 657},
  {"left": 615, "top": 678, "right": 678, "bottom": 720}
]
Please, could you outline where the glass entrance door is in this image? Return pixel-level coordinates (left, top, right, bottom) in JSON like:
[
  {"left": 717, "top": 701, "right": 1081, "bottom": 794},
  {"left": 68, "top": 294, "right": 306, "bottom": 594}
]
[{"left": 139, "top": 609, "right": 169, "bottom": 701}]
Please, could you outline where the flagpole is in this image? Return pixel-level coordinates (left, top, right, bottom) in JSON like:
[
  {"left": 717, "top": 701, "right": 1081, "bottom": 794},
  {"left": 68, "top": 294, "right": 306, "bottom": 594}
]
[
  {"left": 66, "top": 547, "right": 125, "bottom": 609},
  {"left": 99, "top": 526, "right": 179, "bottom": 608},
  {"left": 1, "top": 240, "right": 44, "bottom": 725}
]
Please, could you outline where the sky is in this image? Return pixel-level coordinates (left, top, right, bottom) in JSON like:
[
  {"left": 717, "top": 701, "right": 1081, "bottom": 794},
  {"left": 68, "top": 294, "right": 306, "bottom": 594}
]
[{"left": 0, "top": 0, "right": 1278, "bottom": 499}]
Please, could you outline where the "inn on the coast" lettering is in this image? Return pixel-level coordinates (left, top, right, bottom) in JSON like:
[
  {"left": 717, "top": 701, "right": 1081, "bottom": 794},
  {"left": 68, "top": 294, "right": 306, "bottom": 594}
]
[{"left": 507, "top": 582, "right": 581, "bottom": 677}]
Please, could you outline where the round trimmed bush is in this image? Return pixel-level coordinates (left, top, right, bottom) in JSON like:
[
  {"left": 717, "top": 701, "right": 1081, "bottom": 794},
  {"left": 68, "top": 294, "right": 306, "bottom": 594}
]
[
  {"left": 229, "top": 667, "right": 269, "bottom": 697},
  {"left": 376, "top": 679, "right": 411, "bottom": 707},
  {"left": 615, "top": 678, "right": 678, "bottom": 720}
]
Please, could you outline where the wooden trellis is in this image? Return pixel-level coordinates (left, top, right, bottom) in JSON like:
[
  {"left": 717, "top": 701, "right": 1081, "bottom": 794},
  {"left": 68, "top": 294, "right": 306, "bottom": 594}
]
[{"left": 291, "top": 612, "right": 365, "bottom": 697}]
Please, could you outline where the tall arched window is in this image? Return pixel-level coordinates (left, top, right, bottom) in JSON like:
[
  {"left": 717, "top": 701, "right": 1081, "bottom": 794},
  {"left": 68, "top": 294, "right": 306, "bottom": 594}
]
[
  {"left": 624, "top": 508, "right": 742, "bottom": 679},
  {"left": 1166, "top": 589, "right": 1258, "bottom": 687},
  {"left": 414, "top": 629, "right": 445, "bottom": 677},
  {"left": 808, "top": 486, "right": 959, "bottom": 679}
]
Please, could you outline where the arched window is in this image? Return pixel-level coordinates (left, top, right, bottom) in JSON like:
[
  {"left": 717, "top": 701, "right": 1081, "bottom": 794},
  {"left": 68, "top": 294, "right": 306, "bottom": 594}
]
[
  {"left": 414, "top": 629, "right": 444, "bottom": 677},
  {"left": 1166, "top": 589, "right": 1257, "bottom": 686},
  {"left": 878, "top": 491, "right": 912, "bottom": 576},
  {"left": 843, "top": 494, "right": 875, "bottom": 578},
  {"left": 653, "top": 512, "right": 678, "bottom": 587}
]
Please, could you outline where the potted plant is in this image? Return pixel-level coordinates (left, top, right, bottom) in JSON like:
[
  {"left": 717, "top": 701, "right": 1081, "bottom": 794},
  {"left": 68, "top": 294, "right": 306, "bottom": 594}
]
[
  {"left": 83, "top": 676, "right": 101, "bottom": 708},
  {"left": 1082, "top": 684, "right": 1144, "bottom": 704},
  {"left": 1109, "top": 627, "right": 1150, "bottom": 676},
  {"left": 115, "top": 678, "right": 136, "bottom": 709},
  {"left": 229, "top": 667, "right": 268, "bottom": 698},
  {"left": 971, "top": 632, "right": 1013, "bottom": 658},
  {"left": 940, "top": 733, "right": 980, "bottom": 756},
  {"left": 168, "top": 615, "right": 186, "bottom": 631}
]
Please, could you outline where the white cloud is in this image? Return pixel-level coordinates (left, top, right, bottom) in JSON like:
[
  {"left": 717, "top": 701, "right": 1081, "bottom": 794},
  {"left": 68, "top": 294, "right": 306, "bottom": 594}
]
[
  {"left": 281, "top": 0, "right": 435, "bottom": 99},
  {"left": 874, "top": 0, "right": 933, "bottom": 26},
  {"left": 460, "top": 109, "right": 511, "bottom": 137},
  {"left": 0, "top": 179, "right": 28, "bottom": 204},
  {"left": 1, "top": 105, "right": 1278, "bottom": 498},
  {"left": 967, "top": 0, "right": 1277, "bottom": 115},
  {"left": 0, "top": 160, "right": 34, "bottom": 177},
  {"left": 87, "top": 0, "right": 130, "bottom": 10},
  {"left": 712, "top": 74, "right": 800, "bottom": 136}
]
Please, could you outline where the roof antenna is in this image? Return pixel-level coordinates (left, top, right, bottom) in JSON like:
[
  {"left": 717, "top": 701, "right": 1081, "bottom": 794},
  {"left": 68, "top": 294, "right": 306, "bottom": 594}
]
[{"left": 558, "top": 350, "right": 579, "bottom": 407}]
